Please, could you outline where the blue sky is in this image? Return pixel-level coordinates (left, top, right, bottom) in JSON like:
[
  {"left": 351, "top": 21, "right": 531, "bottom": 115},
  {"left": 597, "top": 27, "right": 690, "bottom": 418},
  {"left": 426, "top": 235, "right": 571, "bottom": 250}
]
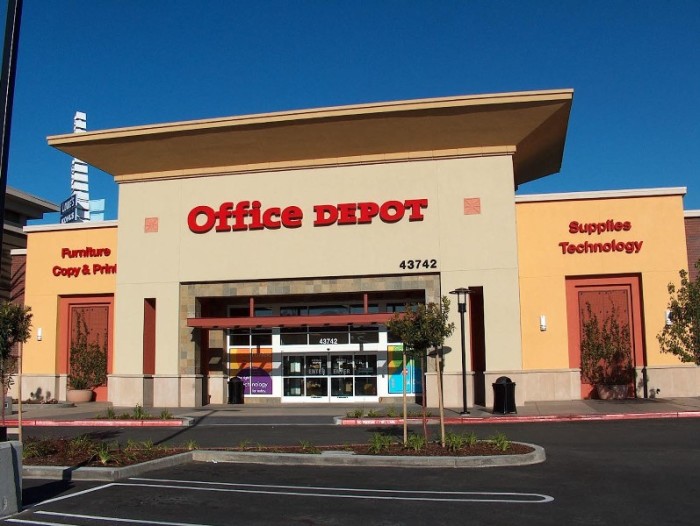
[{"left": 5, "top": 0, "right": 700, "bottom": 223}]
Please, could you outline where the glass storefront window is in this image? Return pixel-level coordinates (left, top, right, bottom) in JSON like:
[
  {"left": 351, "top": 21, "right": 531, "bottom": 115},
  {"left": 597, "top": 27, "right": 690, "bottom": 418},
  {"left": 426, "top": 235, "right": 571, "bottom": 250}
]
[
  {"left": 331, "top": 377, "right": 354, "bottom": 397},
  {"left": 355, "top": 355, "right": 377, "bottom": 375},
  {"left": 283, "top": 356, "right": 304, "bottom": 376},
  {"left": 355, "top": 377, "right": 377, "bottom": 396},
  {"left": 280, "top": 329, "right": 307, "bottom": 345},
  {"left": 331, "top": 355, "right": 353, "bottom": 375},
  {"left": 305, "top": 355, "right": 327, "bottom": 375},
  {"left": 229, "top": 329, "right": 249, "bottom": 346},
  {"left": 281, "top": 306, "right": 309, "bottom": 316},
  {"left": 350, "top": 326, "right": 379, "bottom": 344},
  {"left": 306, "top": 377, "right": 327, "bottom": 397},
  {"left": 309, "top": 305, "right": 349, "bottom": 315},
  {"left": 350, "top": 304, "right": 379, "bottom": 314},
  {"left": 251, "top": 329, "right": 272, "bottom": 346},
  {"left": 284, "top": 377, "right": 304, "bottom": 396},
  {"left": 229, "top": 328, "right": 271, "bottom": 346}
]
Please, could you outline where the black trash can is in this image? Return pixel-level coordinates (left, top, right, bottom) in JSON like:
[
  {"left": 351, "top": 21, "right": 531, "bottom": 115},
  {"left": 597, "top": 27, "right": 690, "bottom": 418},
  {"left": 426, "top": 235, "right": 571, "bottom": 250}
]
[
  {"left": 228, "top": 376, "right": 244, "bottom": 404},
  {"left": 492, "top": 376, "right": 517, "bottom": 414}
]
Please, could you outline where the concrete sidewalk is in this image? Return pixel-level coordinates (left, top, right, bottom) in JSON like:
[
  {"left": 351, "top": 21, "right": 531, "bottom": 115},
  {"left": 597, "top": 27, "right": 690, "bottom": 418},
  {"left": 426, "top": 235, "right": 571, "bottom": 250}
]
[{"left": 3, "top": 396, "right": 700, "bottom": 427}]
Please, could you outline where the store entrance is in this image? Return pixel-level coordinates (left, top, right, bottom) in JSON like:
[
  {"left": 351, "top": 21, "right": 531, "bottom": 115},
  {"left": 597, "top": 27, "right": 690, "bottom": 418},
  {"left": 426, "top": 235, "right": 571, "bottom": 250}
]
[{"left": 283, "top": 353, "right": 378, "bottom": 402}]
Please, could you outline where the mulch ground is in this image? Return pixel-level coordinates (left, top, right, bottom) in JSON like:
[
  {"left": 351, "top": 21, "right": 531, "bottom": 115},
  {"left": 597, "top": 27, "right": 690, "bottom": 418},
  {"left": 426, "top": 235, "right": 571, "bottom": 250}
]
[{"left": 22, "top": 437, "right": 533, "bottom": 468}]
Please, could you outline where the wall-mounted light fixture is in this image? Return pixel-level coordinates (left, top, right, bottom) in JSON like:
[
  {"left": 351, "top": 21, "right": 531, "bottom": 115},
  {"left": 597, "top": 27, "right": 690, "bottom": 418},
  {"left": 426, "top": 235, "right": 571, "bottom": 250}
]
[
  {"left": 665, "top": 310, "right": 672, "bottom": 326},
  {"left": 539, "top": 315, "right": 547, "bottom": 332},
  {"left": 37, "top": 328, "right": 43, "bottom": 341}
]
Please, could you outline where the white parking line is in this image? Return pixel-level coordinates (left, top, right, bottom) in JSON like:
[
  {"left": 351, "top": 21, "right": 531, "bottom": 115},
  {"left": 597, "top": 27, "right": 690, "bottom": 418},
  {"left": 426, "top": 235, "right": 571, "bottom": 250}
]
[
  {"left": 127, "top": 477, "right": 553, "bottom": 504},
  {"left": 7, "top": 519, "right": 79, "bottom": 526},
  {"left": 36, "top": 511, "right": 215, "bottom": 526}
]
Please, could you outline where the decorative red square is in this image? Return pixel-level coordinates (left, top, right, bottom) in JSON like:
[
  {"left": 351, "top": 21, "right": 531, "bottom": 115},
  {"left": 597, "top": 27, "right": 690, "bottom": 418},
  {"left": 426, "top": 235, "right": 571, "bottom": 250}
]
[
  {"left": 463, "top": 198, "right": 481, "bottom": 215},
  {"left": 144, "top": 217, "right": 159, "bottom": 233}
]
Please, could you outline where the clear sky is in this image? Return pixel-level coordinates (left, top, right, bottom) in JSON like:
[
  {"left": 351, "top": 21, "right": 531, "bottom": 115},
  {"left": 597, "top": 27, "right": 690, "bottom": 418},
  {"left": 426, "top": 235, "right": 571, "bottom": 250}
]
[{"left": 5, "top": 0, "right": 700, "bottom": 223}]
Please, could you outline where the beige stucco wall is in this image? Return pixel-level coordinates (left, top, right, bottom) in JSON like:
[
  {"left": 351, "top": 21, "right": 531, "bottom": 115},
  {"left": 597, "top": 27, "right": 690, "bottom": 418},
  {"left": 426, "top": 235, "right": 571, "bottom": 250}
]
[{"left": 114, "top": 156, "right": 523, "bottom": 389}]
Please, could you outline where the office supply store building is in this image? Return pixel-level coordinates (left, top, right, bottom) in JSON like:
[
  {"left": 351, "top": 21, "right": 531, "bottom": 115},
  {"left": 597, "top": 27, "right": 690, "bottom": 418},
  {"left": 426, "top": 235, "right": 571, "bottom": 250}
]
[{"left": 17, "top": 90, "right": 699, "bottom": 408}]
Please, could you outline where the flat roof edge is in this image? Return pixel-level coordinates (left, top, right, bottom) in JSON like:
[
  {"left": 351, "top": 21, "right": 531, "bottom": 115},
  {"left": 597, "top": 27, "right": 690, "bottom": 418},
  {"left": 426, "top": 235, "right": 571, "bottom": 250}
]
[
  {"left": 685, "top": 210, "right": 700, "bottom": 218},
  {"left": 24, "top": 220, "right": 118, "bottom": 233},
  {"left": 515, "top": 187, "right": 687, "bottom": 203}
]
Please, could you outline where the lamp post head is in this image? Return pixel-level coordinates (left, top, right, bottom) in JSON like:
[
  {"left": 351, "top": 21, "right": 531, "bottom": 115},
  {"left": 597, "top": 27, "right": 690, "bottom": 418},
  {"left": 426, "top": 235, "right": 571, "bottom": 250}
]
[{"left": 449, "top": 287, "right": 472, "bottom": 306}]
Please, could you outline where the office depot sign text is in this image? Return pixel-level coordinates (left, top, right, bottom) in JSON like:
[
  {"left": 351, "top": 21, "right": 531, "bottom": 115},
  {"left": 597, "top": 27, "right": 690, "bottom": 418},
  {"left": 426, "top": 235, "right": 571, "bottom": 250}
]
[{"left": 187, "top": 199, "right": 429, "bottom": 233}]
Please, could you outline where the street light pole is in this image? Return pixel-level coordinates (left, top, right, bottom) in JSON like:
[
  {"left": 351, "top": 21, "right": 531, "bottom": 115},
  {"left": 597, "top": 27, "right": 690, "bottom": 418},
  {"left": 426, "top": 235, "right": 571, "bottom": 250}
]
[{"left": 450, "top": 287, "right": 471, "bottom": 415}]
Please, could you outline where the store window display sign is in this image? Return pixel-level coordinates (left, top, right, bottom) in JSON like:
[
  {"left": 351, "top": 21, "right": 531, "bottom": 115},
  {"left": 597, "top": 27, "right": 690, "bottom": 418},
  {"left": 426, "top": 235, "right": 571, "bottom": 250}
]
[
  {"left": 559, "top": 219, "right": 643, "bottom": 255},
  {"left": 187, "top": 198, "right": 429, "bottom": 233},
  {"left": 53, "top": 245, "right": 117, "bottom": 278}
]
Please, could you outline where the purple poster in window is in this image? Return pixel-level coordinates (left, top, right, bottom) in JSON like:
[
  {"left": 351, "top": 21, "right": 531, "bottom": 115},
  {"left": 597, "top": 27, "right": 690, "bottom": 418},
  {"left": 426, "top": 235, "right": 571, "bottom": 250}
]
[{"left": 238, "top": 368, "right": 273, "bottom": 395}]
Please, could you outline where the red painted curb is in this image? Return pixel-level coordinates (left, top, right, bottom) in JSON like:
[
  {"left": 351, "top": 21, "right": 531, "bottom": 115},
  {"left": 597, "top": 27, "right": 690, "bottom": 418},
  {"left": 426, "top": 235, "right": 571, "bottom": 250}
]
[
  {"left": 1, "top": 419, "right": 188, "bottom": 427},
  {"left": 339, "top": 411, "right": 700, "bottom": 426}
]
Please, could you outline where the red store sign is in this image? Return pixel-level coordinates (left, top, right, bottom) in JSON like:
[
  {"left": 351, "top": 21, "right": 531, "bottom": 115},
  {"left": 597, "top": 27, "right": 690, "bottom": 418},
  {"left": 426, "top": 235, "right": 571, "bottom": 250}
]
[
  {"left": 187, "top": 198, "right": 429, "bottom": 233},
  {"left": 559, "top": 220, "right": 643, "bottom": 255},
  {"left": 52, "top": 246, "right": 117, "bottom": 278}
]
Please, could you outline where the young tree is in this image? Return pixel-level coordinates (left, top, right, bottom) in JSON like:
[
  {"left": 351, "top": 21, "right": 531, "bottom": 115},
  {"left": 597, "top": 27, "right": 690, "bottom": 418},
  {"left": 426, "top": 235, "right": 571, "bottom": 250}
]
[
  {"left": 657, "top": 260, "right": 700, "bottom": 364},
  {"left": 0, "top": 302, "right": 32, "bottom": 422},
  {"left": 386, "top": 296, "right": 454, "bottom": 447}
]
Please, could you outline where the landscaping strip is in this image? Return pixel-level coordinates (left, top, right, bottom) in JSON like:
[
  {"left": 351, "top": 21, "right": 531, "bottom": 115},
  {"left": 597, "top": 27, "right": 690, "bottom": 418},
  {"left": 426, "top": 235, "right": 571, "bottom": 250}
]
[{"left": 22, "top": 443, "right": 545, "bottom": 481}]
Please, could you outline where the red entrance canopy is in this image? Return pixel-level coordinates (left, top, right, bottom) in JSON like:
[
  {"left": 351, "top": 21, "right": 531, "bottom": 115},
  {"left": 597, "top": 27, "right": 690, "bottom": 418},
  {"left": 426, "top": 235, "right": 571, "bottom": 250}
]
[{"left": 187, "top": 313, "right": 395, "bottom": 329}]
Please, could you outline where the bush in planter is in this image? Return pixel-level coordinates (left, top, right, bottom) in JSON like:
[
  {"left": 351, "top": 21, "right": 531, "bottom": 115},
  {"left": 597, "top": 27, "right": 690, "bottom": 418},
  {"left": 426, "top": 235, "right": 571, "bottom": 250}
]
[
  {"left": 68, "top": 315, "right": 108, "bottom": 391},
  {"left": 580, "top": 302, "right": 635, "bottom": 394}
]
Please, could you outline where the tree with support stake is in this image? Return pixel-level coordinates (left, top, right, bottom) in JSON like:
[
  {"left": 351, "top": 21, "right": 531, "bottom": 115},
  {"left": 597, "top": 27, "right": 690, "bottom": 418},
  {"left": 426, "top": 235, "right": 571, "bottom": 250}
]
[{"left": 386, "top": 296, "right": 454, "bottom": 447}]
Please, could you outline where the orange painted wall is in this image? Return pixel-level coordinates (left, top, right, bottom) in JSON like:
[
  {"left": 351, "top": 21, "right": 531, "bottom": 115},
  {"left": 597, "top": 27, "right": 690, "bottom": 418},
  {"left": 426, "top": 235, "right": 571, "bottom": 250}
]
[
  {"left": 516, "top": 193, "right": 688, "bottom": 370},
  {"left": 22, "top": 224, "right": 117, "bottom": 376}
]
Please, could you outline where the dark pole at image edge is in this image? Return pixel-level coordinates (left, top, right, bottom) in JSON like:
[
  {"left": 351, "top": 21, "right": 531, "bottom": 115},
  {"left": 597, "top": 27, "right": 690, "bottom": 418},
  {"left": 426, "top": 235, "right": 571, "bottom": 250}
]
[{"left": 0, "top": 0, "right": 23, "bottom": 278}]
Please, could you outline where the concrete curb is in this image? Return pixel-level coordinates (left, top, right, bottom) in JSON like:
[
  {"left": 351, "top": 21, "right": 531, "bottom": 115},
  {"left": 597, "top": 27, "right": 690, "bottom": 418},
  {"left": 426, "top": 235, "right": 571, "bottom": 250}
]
[
  {"left": 22, "top": 442, "right": 544, "bottom": 480},
  {"left": 23, "top": 452, "right": 195, "bottom": 481},
  {"left": 337, "top": 411, "right": 700, "bottom": 426}
]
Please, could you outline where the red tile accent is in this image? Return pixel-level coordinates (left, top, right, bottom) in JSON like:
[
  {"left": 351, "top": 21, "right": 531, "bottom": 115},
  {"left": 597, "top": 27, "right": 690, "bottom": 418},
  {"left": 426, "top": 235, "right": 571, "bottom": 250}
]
[
  {"left": 463, "top": 198, "right": 481, "bottom": 215},
  {"left": 144, "top": 217, "right": 159, "bottom": 233}
]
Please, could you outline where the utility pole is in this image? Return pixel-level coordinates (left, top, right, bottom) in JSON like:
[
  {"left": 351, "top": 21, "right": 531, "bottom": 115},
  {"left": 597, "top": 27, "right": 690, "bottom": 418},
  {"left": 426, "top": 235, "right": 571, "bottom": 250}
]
[{"left": 0, "top": 0, "right": 23, "bottom": 279}]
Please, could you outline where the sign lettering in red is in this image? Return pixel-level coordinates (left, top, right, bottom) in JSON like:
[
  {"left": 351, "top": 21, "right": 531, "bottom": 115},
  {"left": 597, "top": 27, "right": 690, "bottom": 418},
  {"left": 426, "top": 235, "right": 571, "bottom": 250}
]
[{"left": 187, "top": 198, "right": 428, "bottom": 234}]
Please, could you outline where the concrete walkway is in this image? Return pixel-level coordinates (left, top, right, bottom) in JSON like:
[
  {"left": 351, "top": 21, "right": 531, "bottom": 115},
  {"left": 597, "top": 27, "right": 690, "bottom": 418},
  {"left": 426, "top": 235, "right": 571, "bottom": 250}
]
[{"left": 3, "top": 396, "right": 700, "bottom": 427}]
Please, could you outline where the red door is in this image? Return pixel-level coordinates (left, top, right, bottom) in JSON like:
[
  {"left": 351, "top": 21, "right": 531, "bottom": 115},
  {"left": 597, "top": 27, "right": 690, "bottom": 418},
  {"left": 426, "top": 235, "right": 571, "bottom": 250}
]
[{"left": 566, "top": 276, "right": 644, "bottom": 399}]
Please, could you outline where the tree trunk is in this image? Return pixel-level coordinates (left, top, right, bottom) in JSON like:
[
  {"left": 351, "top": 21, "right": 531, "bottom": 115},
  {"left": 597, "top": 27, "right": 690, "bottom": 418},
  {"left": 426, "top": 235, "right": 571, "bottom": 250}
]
[
  {"left": 437, "top": 348, "right": 446, "bottom": 447},
  {"left": 402, "top": 349, "right": 407, "bottom": 446}
]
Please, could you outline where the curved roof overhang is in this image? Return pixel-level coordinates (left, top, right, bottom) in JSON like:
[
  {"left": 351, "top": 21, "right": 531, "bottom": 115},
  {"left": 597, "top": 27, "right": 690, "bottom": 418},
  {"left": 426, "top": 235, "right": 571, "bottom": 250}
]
[{"left": 47, "top": 89, "right": 573, "bottom": 186}]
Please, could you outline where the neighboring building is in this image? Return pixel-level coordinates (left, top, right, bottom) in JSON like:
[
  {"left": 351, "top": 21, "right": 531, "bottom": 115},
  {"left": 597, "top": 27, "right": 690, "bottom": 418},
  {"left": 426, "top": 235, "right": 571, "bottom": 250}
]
[
  {"left": 685, "top": 210, "right": 700, "bottom": 281},
  {"left": 12, "top": 90, "right": 700, "bottom": 407},
  {"left": 3, "top": 186, "right": 59, "bottom": 302}
]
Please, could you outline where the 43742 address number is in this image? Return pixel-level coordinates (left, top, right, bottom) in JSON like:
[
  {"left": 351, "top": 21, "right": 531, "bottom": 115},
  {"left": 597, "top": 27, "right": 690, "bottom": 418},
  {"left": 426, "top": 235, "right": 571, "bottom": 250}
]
[{"left": 399, "top": 259, "right": 437, "bottom": 270}]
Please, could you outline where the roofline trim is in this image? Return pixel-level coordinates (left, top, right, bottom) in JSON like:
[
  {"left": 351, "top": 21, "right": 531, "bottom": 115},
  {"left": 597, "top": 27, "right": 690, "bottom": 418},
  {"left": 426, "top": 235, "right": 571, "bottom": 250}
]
[
  {"left": 24, "top": 220, "right": 118, "bottom": 233},
  {"left": 515, "top": 187, "right": 687, "bottom": 203},
  {"left": 47, "top": 89, "right": 574, "bottom": 145}
]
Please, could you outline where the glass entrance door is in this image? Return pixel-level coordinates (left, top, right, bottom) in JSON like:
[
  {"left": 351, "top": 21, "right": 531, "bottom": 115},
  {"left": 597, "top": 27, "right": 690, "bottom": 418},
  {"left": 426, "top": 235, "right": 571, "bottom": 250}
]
[{"left": 282, "top": 353, "right": 378, "bottom": 401}]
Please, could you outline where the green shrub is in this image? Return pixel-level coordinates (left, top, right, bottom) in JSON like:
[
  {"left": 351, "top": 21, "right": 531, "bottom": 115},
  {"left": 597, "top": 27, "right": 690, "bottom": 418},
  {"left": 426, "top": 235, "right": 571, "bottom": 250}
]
[
  {"left": 489, "top": 432, "right": 511, "bottom": 452},
  {"left": 299, "top": 440, "right": 320, "bottom": 454},
  {"left": 368, "top": 432, "right": 394, "bottom": 454},
  {"left": 406, "top": 434, "right": 426, "bottom": 452},
  {"left": 133, "top": 404, "right": 150, "bottom": 420}
]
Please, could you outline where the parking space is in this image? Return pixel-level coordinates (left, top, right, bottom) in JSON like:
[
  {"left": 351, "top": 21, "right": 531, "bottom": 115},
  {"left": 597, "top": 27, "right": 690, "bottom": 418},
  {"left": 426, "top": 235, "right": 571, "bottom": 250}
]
[{"left": 6, "top": 462, "right": 554, "bottom": 525}]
